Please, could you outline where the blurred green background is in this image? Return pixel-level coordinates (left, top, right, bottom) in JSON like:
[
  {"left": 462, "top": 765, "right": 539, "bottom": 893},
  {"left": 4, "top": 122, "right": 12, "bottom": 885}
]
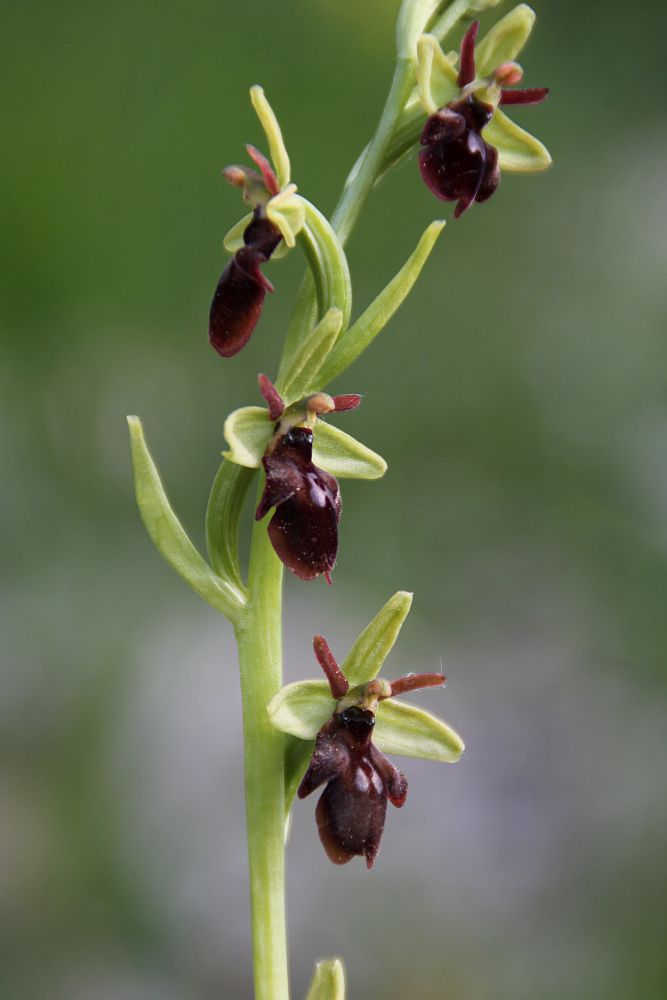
[{"left": 2, "top": 0, "right": 667, "bottom": 997}]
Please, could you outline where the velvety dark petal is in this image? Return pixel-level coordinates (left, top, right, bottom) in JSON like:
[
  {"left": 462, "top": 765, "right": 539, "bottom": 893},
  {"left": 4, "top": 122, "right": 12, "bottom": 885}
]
[
  {"left": 255, "top": 426, "right": 341, "bottom": 581},
  {"left": 312, "top": 709, "right": 386, "bottom": 869},
  {"left": 419, "top": 127, "right": 487, "bottom": 210},
  {"left": 243, "top": 211, "right": 283, "bottom": 258},
  {"left": 209, "top": 248, "right": 270, "bottom": 358},
  {"left": 370, "top": 745, "right": 408, "bottom": 808},
  {"left": 475, "top": 142, "right": 500, "bottom": 204},
  {"left": 420, "top": 108, "right": 466, "bottom": 148},
  {"left": 266, "top": 483, "right": 339, "bottom": 580}
]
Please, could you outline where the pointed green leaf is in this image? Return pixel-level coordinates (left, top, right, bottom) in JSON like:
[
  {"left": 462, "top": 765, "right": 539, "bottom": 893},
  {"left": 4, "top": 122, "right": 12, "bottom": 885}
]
[
  {"left": 223, "top": 406, "right": 273, "bottom": 468},
  {"left": 475, "top": 4, "right": 536, "bottom": 77},
  {"left": 305, "top": 958, "right": 346, "bottom": 1000},
  {"left": 250, "top": 85, "right": 291, "bottom": 188},
  {"left": 342, "top": 591, "right": 413, "bottom": 687},
  {"left": 318, "top": 222, "right": 445, "bottom": 386},
  {"left": 205, "top": 460, "right": 254, "bottom": 592},
  {"left": 279, "top": 308, "right": 344, "bottom": 399},
  {"left": 416, "top": 34, "right": 459, "bottom": 114},
  {"left": 312, "top": 423, "right": 387, "bottom": 481},
  {"left": 267, "top": 680, "right": 333, "bottom": 739},
  {"left": 483, "top": 107, "right": 551, "bottom": 171},
  {"left": 375, "top": 699, "right": 464, "bottom": 761},
  {"left": 127, "top": 416, "right": 245, "bottom": 618}
]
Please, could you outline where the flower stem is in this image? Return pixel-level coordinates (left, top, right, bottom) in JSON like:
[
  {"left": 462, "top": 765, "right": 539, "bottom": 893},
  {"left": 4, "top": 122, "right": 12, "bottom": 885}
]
[
  {"left": 234, "top": 508, "right": 288, "bottom": 1000},
  {"left": 332, "top": 56, "right": 415, "bottom": 246}
]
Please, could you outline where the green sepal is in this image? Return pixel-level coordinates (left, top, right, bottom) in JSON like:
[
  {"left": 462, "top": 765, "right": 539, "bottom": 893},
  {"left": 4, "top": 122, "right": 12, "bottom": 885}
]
[
  {"left": 266, "top": 185, "right": 306, "bottom": 249},
  {"left": 250, "top": 85, "right": 291, "bottom": 189},
  {"left": 267, "top": 680, "right": 332, "bottom": 741},
  {"left": 475, "top": 4, "right": 536, "bottom": 78},
  {"left": 205, "top": 460, "right": 255, "bottom": 592},
  {"left": 312, "top": 422, "right": 387, "bottom": 480},
  {"left": 416, "top": 34, "right": 459, "bottom": 114},
  {"left": 483, "top": 107, "right": 551, "bottom": 171},
  {"left": 374, "top": 699, "right": 464, "bottom": 761},
  {"left": 223, "top": 405, "right": 387, "bottom": 481},
  {"left": 305, "top": 958, "right": 346, "bottom": 1000},
  {"left": 279, "top": 308, "right": 344, "bottom": 399},
  {"left": 318, "top": 221, "right": 445, "bottom": 386},
  {"left": 127, "top": 416, "right": 245, "bottom": 618},
  {"left": 223, "top": 406, "right": 273, "bottom": 469},
  {"left": 223, "top": 213, "right": 253, "bottom": 254},
  {"left": 342, "top": 590, "right": 413, "bottom": 687},
  {"left": 268, "top": 677, "right": 464, "bottom": 763}
]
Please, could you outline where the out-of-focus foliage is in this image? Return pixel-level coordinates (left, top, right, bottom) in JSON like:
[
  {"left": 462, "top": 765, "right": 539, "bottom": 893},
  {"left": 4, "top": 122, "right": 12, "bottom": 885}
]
[{"left": 2, "top": 1, "right": 667, "bottom": 998}]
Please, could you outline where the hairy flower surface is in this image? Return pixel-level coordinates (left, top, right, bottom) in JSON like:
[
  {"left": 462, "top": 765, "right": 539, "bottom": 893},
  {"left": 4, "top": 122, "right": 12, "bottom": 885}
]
[
  {"left": 256, "top": 424, "right": 341, "bottom": 582},
  {"left": 416, "top": 8, "right": 550, "bottom": 216}
]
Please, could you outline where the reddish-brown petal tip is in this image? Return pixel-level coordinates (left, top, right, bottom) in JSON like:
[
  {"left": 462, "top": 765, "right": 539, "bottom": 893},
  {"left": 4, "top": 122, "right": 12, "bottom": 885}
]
[
  {"left": 389, "top": 672, "right": 446, "bottom": 697},
  {"left": 257, "top": 373, "right": 284, "bottom": 420},
  {"left": 458, "top": 20, "right": 479, "bottom": 87},
  {"left": 313, "top": 635, "right": 348, "bottom": 699},
  {"left": 499, "top": 86, "right": 550, "bottom": 106},
  {"left": 332, "top": 394, "right": 362, "bottom": 413},
  {"left": 246, "top": 144, "right": 280, "bottom": 196}
]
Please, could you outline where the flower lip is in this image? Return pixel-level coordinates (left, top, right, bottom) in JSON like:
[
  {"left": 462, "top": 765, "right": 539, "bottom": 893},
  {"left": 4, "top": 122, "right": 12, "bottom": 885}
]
[{"left": 256, "top": 424, "right": 341, "bottom": 582}]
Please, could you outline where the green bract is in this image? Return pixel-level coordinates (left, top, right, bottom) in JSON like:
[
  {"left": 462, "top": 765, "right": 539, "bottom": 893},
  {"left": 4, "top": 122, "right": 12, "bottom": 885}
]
[
  {"left": 222, "top": 405, "right": 387, "bottom": 480},
  {"left": 305, "top": 959, "right": 346, "bottom": 1000},
  {"left": 267, "top": 591, "right": 464, "bottom": 772},
  {"left": 127, "top": 417, "right": 246, "bottom": 618}
]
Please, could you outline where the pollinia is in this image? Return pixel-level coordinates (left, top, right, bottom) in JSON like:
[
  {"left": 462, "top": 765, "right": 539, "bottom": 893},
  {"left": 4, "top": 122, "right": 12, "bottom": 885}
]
[{"left": 127, "top": 1, "right": 551, "bottom": 997}]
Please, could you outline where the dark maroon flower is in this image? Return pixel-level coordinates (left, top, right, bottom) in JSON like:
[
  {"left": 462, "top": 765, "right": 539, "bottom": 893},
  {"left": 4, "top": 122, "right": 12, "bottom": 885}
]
[
  {"left": 254, "top": 377, "right": 362, "bottom": 583},
  {"left": 209, "top": 147, "right": 283, "bottom": 358},
  {"left": 256, "top": 424, "right": 341, "bottom": 582},
  {"left": 419, "top": 21, "right": 549, "bottom": 217},
  {"left": 298, "top": 635, "right": 445, "bottom": 868}
]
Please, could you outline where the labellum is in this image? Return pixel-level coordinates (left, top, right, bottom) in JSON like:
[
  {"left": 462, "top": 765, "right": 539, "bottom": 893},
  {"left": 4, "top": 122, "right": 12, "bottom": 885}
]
[
  {"left": 256, "top": 425, "right": 341, "bottom": 582},
  {"left": 209, "top": 209, "right": 282, "bottom": 357}
]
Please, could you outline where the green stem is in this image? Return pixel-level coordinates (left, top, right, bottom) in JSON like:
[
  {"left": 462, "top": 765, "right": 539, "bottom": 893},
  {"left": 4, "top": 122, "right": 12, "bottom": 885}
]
[
  {"left": 332, "top": 56, "right": 414, "bottom": 247},
  {"left": 234, "top": 510, "right": 288, "bottom": 1000}
]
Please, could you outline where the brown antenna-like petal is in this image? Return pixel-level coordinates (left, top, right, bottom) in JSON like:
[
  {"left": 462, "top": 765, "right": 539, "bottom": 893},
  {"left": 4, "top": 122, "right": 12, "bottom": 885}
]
[
  {"left": 389, "top": 672, "right": 445, "bottom": 698},
  {"left": 457, "top": 20, "right": 479, "bottom": 88},
  {"left": 257, "top": 373, "right": 284, "bottom": 420},
  {"left": 313, "top": 635, "right": 349, "bottom": 699}
]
